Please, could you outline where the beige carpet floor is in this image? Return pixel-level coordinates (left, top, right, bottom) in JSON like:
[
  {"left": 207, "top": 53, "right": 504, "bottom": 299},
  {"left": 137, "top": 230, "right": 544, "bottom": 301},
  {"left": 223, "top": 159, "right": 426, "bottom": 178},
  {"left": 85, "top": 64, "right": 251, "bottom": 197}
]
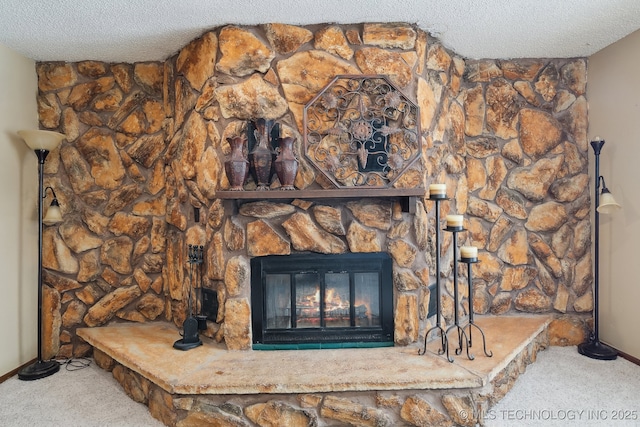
[
  {"left": 486, "top": 346, "right": 640, "bottom": 427},
  {"left": 0, "top": 346, "right": 638, "bottom": 427},
  {"left": 0, "top": 358, "right": 162, "bottom": 426}
]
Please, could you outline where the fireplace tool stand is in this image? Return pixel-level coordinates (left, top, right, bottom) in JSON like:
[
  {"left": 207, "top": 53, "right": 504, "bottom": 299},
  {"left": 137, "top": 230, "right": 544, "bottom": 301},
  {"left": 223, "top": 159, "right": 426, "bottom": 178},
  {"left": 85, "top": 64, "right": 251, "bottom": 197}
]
[
  {"left": 174, "top": 245, "right": 204, "bottom": 350},
  {"left": 195, "top": 245, "right": 209, "bottom": 331},
  {"left": 460, "top": 256, "right": 492, "bottom": 358},
  {"left": 419, "top": 197, "right": 452, "bottom": 362},
  {"left": 444, "top": 227, "right": 474, "bottom": 360}
]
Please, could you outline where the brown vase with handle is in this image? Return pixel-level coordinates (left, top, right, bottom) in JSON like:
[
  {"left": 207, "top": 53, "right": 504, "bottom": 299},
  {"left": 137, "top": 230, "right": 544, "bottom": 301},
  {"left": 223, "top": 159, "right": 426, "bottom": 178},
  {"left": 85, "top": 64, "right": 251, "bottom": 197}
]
[
  {"left": 249, "top": 119, "right": 275, "bottom": 190},
  {"left": 274, "top": 136, "right": 298, "bottom": 190},
  {"left": 224, "top": 135, "right": 249, "bottom": 191}
]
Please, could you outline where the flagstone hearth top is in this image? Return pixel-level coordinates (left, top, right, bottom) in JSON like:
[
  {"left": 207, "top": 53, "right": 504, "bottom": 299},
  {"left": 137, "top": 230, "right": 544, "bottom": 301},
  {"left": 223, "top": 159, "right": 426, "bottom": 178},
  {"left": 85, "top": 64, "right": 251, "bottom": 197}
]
[{"left": 77, "top": 315, "right": 550, "bottom": 395}]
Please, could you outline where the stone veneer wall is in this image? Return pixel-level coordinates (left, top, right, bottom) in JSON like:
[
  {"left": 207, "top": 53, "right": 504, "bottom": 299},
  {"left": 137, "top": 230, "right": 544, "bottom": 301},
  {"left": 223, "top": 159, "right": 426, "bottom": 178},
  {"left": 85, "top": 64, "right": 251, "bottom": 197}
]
[{"left": 34, "top": 22, "right": 590, "bottom": 358}]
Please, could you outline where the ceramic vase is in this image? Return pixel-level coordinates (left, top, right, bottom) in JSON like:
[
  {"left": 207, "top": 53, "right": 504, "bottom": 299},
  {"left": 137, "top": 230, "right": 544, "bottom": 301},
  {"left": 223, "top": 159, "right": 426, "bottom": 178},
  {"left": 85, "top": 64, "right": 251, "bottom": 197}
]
[
  {"left": 274, "top": 137, "right": 298, "bottom": 190},
  {"left": 249, "top": 119, "right": 275, "bottom": 190},
  {"left": 224, "top": 136, "right": 249, "bottom": 191}
]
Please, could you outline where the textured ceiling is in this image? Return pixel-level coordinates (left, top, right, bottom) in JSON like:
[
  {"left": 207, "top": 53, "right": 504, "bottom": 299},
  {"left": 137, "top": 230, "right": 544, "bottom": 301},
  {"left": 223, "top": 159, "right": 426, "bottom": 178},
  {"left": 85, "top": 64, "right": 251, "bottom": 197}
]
[{"left": 1, "top": 0, "right": 640, "bottom": 63}]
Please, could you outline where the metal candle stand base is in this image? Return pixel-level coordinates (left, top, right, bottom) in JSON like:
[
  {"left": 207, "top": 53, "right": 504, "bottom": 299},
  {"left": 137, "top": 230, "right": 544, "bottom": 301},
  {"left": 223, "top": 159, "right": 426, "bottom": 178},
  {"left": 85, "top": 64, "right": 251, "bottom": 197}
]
[
  {"left": 460, "top": 257, "right": 493, "bottom": 359},
  {"left": 444, "top": 227, "right": 474, "bottom": 361},
  {"left": 419, "top": 199, "right": 492, "bottom": 362},
  {"left": 419, "top": 197, "right": 451, "bottom": 361}
]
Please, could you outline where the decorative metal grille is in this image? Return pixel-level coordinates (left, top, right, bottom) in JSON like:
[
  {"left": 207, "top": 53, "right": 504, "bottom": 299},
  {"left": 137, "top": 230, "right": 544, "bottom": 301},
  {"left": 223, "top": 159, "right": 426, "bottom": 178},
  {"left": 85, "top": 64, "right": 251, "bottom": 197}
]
[{"left": 303, "top": 75, "right": 421, "bottom": 188}]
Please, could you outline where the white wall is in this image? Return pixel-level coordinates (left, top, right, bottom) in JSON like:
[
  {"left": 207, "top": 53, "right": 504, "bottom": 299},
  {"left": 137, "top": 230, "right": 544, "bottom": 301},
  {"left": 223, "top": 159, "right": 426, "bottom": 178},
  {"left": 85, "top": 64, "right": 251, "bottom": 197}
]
[
  {"left": 588, "top": 30, "right": 640, "bottom": 359},
  {"left": 0, "top": 43, "right": 39, "bottom": 376}
]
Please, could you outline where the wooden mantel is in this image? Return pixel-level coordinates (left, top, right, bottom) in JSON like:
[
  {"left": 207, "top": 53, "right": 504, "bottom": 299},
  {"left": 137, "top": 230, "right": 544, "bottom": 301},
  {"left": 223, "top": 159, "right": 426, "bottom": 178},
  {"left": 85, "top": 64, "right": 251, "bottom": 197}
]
[{"left": 215, "top": 187, "right": 426, "bottom": 213}]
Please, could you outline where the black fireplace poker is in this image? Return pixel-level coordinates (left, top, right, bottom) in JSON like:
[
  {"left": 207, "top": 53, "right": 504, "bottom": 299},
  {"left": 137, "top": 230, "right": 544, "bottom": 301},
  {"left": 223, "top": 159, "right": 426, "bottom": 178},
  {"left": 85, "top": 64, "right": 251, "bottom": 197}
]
[{"left": 174, "top": 245, "right": 204, "bottom": 351}]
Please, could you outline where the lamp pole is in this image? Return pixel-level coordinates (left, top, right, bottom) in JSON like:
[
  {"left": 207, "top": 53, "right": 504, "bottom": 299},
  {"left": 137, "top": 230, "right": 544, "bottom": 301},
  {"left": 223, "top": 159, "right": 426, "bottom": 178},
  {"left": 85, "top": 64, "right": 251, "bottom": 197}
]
[
  {"left": 17, "top": 130, "right": 65, "bottom": 381},
  {"left": 578, "top": 138, "right": 618, "bottom": 360},
  {"left": 18, "top": 149, "right": 61, "bottom": 380}
]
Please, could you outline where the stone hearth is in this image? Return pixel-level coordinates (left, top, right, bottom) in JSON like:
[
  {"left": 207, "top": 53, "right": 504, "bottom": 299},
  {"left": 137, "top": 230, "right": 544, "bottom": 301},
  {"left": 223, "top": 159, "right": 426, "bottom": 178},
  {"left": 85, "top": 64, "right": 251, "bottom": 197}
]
[{"left": 79, "top": 315, "right": 550, "bottom": 426}]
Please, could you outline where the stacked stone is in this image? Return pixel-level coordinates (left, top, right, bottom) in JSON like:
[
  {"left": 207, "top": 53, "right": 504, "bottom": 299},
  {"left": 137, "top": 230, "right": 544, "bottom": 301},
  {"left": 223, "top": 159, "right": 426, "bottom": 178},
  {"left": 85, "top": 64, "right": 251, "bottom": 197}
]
[
  {"left": 37, "top": 61, "right": 169, "bottom": 358},
  {"left": 96, "top": 332, "right": 547, "bottom": 427},
  {"left": 35, "top": 21, "right": 589, "bottom": 361},
  {"left": 459, "top": 59, "right": 591, "bottom": 320}
]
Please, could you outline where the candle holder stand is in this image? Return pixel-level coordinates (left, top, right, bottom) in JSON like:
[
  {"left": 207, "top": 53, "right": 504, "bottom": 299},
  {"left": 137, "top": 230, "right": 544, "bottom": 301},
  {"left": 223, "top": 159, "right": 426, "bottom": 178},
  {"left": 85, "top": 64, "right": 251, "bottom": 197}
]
[
  {"left": 460, "top": 257, "right": 493, "bottom": 358},
  {"left": 419, "top": 196, "right": 451, "bottom": 362},
  {"left": 444, "top": 227, "right": 474, "bottom": 361}
]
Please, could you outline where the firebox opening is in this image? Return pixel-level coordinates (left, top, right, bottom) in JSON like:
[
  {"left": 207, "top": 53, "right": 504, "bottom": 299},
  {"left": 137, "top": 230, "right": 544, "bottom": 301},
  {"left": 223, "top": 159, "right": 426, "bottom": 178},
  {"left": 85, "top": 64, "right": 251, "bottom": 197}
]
[{"left": 251, "top": 252, "right": 394, "bottom": 350}]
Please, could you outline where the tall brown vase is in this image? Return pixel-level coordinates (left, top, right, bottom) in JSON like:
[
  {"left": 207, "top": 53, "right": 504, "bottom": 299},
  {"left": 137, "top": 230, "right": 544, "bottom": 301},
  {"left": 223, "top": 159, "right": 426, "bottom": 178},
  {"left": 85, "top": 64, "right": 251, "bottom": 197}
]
[
  {"left": 224, "top": 136, "right": 249, "bottom": 191},
  {"left": 249, "top": 119, "right": 275, "bottom": 190},
  {"left": 274, "top": 137, "right": 298, "bottom": 190}
]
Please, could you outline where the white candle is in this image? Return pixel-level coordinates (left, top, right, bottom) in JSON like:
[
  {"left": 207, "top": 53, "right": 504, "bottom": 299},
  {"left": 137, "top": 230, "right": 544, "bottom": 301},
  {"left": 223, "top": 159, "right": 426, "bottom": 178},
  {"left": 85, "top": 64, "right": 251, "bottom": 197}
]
[
  {"left": 461, "top": 246, "right": 478, "bottom": 259},
  {"left": 446, "top": 214, "right": 463, "bottom": 228},
  {"left": 429, "top": 183, "right": 446, "bottom": 197}
]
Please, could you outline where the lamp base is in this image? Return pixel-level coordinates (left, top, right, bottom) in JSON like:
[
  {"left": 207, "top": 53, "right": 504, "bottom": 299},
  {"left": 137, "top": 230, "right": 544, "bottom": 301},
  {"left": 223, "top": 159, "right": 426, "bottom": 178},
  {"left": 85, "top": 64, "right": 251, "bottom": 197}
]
[
  {"left": 578, "top": 340, "right": 618, "bottom": 360},
  {"left": 18, "top": 359, "right": 60, "bottom": 381}
]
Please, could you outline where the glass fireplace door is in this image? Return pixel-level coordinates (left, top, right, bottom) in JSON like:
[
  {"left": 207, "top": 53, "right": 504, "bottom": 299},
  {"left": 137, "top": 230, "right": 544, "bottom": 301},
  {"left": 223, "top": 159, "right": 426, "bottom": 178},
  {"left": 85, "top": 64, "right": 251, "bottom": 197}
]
[
  {"left": 294, "top": 272, "right": 321, "bottom": 328},
  {"left": 265, "top": 274, "right": 291, "bottom": 329},
  {"left": 354, "top": 272, "right": 380, "bottom": 328},
  {"left": 324, "top": 273, "right": 350, "bottom": 328},
  {"left": 252, "top": 252, "right": 393, "bottom": 348}
]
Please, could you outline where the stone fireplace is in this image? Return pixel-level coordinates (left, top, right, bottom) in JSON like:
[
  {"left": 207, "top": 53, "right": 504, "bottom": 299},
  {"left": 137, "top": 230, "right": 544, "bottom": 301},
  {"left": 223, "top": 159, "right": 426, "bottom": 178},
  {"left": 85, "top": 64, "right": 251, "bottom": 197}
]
[
  {"left": 37, "top": 23, "right": 593, "bottom": 427},
  {"left": 36, "top": 20, "right": 591, "bottom": 356},
  {"left": 250, "top": 252, "right": 394, "bottom": 348},
  {"left": 209, "top": 194, "right": 430, "bottom": 350},
  {"left": 36, "top": 18, "right": 594, "bottom": 427}
]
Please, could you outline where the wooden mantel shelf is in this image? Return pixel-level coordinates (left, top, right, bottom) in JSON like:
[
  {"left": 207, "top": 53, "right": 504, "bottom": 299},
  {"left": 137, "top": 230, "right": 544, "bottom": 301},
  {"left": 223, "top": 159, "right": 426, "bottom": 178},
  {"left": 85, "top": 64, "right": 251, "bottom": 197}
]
[
  {"left": 215, "top": 188, "right": 425, "bottom": 212},
  {"left": 215, "top": 187, "right": 425, "bottom": 200}
]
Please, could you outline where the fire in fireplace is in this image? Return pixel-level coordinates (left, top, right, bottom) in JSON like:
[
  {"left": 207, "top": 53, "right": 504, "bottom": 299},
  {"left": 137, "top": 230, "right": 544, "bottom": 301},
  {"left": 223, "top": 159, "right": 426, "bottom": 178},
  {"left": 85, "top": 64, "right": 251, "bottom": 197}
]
[{"left": 250, "top": 252, "right": 394, "bottom": 349}]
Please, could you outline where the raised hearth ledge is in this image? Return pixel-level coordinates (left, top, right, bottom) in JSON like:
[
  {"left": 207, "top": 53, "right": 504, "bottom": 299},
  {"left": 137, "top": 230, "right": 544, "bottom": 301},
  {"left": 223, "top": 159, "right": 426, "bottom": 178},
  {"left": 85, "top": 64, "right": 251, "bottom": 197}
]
[{"left": 77, "top": 315, "right": 550, "bottom": 396}]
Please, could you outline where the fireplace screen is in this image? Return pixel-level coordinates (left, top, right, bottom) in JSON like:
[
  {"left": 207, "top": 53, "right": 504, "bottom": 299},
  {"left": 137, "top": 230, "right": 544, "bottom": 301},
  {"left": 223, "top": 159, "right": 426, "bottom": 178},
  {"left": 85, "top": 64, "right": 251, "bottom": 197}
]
[{"left": 251, "top": 252, "right": 394, "bottom": 349}]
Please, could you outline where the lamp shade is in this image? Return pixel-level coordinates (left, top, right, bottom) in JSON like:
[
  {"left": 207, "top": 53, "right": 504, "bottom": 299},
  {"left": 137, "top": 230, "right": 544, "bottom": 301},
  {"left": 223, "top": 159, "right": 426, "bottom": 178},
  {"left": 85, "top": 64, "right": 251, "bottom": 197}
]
[
  {"left": 17, "top": 130, "right": 65, "bottom": 151},
  {"left": 597, "top": 189, "right": 621, "bottom": 214},
  {"left": 43, "top": 200, "right": 63, "bottom": 225}
]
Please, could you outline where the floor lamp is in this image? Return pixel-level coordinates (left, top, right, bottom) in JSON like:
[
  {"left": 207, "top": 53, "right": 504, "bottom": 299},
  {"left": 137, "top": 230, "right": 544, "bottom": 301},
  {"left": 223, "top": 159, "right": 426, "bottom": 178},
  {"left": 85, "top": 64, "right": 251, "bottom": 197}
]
[
  {"left": 578, "top": 137, "right": 621, "bottom": 361},
  {"left": 17, "top": 130, "right": 65, "bottom": 381}
]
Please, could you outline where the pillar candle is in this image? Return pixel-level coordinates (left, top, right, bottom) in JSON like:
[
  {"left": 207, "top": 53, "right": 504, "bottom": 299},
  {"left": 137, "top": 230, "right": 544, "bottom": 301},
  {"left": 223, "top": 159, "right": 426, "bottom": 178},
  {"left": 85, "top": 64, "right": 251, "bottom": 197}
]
[
  {"left": 460, "top": 246, "right": 478, "bottom": 258},
  {"left": 429, "top": 183, "right": 446, "bottom": 197},
  {"left": 446, "top": 214, "right": 463, "bottom": 228}
]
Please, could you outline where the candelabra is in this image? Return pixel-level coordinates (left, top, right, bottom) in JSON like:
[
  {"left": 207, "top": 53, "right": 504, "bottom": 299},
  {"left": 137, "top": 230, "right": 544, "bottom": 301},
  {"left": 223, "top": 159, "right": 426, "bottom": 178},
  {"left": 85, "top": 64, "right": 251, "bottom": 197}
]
[
  {"left": 444, "top": 223, "right": 473, "bottom": 360},
  {"left": 460, "top": 248, "right": 492, "bottom": 358},
  {"left": 419, "top": 186, "right": 451, "bottom": 361},
  {"left": 420, "top": 186, "right": 492, "bottom": 362}
]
